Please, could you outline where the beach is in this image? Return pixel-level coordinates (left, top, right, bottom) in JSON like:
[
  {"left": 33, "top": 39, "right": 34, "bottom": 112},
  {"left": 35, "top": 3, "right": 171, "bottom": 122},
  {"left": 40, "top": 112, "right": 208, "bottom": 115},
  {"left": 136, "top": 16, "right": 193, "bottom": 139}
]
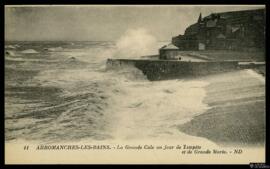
[{"left": 178, "top": 68, "right": 265, "bottom": 146}]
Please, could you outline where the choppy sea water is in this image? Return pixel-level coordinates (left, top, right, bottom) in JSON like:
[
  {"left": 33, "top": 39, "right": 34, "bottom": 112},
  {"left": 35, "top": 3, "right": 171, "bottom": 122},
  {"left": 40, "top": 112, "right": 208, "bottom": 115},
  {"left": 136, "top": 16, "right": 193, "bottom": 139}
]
[
  {"left": 5, "top": 41, "right": 213, "bottom": 143},
  {"left": 6, "top": 41, "right": 264, "bottom": 146}
]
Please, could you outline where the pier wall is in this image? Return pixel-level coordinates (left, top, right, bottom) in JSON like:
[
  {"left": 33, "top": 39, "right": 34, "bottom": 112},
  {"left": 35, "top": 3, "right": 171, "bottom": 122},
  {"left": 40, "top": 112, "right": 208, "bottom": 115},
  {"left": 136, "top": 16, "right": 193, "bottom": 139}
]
[{"left": 106, "top": 59, "right": 239, "bottom": 81}]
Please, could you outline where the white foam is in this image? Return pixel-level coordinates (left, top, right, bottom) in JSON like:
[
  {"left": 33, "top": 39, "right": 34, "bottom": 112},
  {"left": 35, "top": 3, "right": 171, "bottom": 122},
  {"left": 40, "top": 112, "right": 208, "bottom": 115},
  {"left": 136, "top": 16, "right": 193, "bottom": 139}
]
[
  {"left": 107, "top": 79, "right": 210, "bottom": 141},
  {"left": 245, "top": 69, "right": 265, "bottom": 83},
  {"left": 31, "top": 49, "right": 212, "bottom": 142},
  {"left": 6, "top": 41, "right": 218, "bottom": 144},
  {"left": 5, "top": 57, "right": 24, "bottom": 61},
  {"left": 32, "top": 68, "right": 107, "bottom": 93},
  {"left": 113, "top": 28, "right": 159, "bottom": 59},
  {"left": 21, "top": 49, "right": 39, "bottom": 54},
  {"left": 5, "top": 45, "right": 17, "bottom": 49},
  {"left": 45, "top": 47, "right": 63, "bottom": 52}
]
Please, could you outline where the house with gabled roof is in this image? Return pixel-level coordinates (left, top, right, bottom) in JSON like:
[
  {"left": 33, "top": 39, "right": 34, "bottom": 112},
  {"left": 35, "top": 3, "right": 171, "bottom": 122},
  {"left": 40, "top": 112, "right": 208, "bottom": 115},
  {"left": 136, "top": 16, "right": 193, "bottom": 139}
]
[{"left": 172, "top": 8, "right": 265, "bottom": 51}]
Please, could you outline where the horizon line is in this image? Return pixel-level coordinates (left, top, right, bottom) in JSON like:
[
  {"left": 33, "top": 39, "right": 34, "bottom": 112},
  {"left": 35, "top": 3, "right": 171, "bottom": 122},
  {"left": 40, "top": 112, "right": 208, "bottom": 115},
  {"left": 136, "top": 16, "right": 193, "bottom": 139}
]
[{"left": 5, "top": 40, "right": 171, "bottom": 42}]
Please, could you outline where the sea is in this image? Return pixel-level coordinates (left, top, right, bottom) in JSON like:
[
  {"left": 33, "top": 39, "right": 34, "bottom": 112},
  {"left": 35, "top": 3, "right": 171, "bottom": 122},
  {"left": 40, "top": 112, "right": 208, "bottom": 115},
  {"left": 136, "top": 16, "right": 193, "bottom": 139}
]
[
  {"left": 5, "top": 41, "right": 214, "bottom": 144},
  {"left": 5, "top": 41, "right": 265, "bottom": 145}
]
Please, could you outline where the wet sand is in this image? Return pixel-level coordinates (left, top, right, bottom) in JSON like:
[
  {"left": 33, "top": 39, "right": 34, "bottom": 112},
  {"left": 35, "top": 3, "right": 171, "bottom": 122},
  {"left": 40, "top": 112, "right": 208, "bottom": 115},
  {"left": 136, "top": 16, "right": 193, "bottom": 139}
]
[{"left": 178, "top": 69, "right": 265, "bottom": 146}]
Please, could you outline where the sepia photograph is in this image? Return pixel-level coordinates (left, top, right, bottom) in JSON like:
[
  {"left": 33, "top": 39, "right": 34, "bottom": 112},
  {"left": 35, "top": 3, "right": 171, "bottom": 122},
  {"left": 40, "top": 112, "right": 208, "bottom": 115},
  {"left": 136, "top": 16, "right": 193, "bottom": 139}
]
[{"left": 4, "top": 4, "right": 266, "bottom": 164}]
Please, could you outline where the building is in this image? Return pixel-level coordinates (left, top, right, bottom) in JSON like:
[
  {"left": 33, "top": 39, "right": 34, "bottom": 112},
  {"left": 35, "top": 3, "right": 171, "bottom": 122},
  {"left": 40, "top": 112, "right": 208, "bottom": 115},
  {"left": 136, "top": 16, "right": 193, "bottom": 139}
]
[
  {"left": 159, "top": 43, "right": 181, "bottom": 60},
  {"left": 172, "top": 8, "right": 265, "bottom": 51}
]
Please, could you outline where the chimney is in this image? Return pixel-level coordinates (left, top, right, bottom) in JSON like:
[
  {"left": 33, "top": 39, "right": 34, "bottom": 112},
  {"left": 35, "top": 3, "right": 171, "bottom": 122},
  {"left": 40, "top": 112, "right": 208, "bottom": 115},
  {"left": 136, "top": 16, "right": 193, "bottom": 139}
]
[{"left": 197, "top": 13, "right": 202, "bottom": 23}]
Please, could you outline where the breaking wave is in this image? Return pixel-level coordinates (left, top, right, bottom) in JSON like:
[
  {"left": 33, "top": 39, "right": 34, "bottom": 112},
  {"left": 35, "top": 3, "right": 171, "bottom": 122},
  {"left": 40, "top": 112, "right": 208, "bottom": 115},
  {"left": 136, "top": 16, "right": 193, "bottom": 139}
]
[
  {"left": 113, "top": 28, "right": 159, "bottom": 59},
  {"left": 44, "top": 47, "right": 63, "bottom": 52},
  {"left": 21, "top": 49, "right": 39, "bottom": 54},
  {"left": 5, "top": 38, "right": 212, "bottom": 143}
]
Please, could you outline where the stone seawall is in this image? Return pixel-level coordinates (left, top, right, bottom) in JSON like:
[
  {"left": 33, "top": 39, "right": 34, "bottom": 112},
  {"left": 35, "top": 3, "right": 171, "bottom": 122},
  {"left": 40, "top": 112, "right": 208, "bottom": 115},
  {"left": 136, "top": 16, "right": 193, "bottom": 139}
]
[{"left": 106, "top": 59, "right": 239, "bottom": 81}]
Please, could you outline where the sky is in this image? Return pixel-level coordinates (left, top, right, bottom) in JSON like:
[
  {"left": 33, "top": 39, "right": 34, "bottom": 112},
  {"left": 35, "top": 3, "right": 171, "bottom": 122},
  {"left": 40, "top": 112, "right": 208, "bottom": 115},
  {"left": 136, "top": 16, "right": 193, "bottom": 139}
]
[{"left": 5, "top": 5, "right": 265, "bottom": 41}]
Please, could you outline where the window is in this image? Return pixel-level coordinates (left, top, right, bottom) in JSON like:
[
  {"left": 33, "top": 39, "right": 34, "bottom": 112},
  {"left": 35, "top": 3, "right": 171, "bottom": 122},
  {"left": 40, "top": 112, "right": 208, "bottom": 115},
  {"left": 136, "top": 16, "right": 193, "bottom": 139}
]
[{"left": 207, "top": 31, "right": 210, "bottom": 37}]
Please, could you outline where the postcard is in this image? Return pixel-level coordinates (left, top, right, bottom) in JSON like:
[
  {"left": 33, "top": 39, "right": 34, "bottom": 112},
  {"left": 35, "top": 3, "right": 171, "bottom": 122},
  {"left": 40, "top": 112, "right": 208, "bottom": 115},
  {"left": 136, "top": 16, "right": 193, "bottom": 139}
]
[{"left": 5, "top": 4, "right": 266, "bottom": 164}]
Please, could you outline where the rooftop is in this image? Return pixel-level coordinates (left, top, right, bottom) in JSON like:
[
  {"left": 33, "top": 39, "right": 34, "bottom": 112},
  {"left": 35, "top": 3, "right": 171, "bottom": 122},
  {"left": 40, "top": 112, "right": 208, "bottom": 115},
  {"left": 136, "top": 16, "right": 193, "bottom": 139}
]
[{"left": 160, "top": 43, "right": 179, "bottom": 50}]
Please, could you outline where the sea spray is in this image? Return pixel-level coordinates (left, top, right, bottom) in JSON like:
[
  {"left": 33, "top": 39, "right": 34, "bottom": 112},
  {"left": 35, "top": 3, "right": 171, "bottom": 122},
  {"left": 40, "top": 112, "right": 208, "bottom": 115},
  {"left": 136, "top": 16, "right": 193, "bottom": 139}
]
[
  {"left": 55, "top": 28, "right": 162, "bottom": 67},
  {"left": 5, "top": 41, "right": 212, "bottom": 143},
  {"left": 112, "top": 28, "right": 159, "bottom": 59},
  {"left": 106, "top": 78, "right": 210, "bottom": 140}
]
